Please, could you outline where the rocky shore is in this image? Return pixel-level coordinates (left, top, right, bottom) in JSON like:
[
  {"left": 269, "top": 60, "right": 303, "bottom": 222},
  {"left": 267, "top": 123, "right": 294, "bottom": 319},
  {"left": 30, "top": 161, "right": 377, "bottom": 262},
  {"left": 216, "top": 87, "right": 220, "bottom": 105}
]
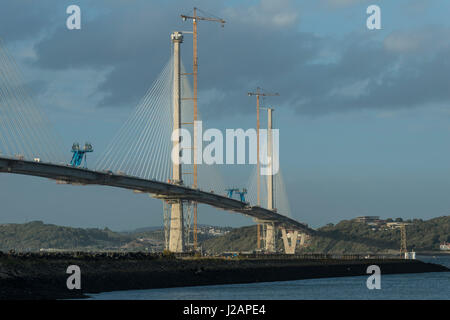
[{"left": 0, "top": 251, "right": 448, "bottom": 300}]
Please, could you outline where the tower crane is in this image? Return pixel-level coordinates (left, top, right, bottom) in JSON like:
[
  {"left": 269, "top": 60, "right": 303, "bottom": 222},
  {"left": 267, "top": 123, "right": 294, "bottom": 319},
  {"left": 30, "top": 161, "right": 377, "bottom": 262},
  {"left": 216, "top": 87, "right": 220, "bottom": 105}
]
[
  {"left": 181, "top": 7, "right": 226, "bottom": 251},
  {"left": 400, "top": 224, "right": 407, "bottom": 256},
  {"left": 248, "top": 87, "right": 279, "bottom": 249},
  {"left": 392, "top": 222, "right": 409, "bottom": 258}
]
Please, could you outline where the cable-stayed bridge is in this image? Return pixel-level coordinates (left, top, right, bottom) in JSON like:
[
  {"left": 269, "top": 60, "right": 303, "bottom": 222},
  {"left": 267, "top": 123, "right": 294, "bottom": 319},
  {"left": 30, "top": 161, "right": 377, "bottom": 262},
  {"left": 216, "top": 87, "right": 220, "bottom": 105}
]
[{"left": 0, "top": 34, "right": 314, "bottom": 254}]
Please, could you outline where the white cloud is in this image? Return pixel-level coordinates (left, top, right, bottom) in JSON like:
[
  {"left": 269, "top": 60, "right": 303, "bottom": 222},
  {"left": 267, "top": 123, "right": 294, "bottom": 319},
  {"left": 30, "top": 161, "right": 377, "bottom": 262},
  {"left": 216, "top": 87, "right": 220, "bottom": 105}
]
[
  {"left": 384, "top": 27, "right": 450, "bottom": 54},
  {"left": 384, "top": 32, "right": 424, "bottom": 53},
  {"left": 322, "top": 0, "right": 369, "bottom": 8},
  {"left": 329, "top": 79, "right": 370, "bottom": 98},
  {"left": 224, "top": 0, "right": 299, "bottom": 28}
]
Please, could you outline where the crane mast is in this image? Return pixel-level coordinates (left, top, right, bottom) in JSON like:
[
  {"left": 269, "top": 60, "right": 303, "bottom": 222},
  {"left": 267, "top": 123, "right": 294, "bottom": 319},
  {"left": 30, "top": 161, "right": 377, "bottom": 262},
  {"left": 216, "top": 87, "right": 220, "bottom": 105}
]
[
  {"left": 181, "top": 8, "right": 225, "bottom": 251},
  {"left": 248, "top": 88, "right": 279, "bottom": 249}
]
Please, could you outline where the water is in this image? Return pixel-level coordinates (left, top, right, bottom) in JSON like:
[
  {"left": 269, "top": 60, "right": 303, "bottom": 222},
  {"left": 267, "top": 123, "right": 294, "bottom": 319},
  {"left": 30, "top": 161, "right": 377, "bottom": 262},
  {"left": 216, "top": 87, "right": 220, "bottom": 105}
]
[{"left": 88, "top": 256, "right": 450, "bottom": 300}]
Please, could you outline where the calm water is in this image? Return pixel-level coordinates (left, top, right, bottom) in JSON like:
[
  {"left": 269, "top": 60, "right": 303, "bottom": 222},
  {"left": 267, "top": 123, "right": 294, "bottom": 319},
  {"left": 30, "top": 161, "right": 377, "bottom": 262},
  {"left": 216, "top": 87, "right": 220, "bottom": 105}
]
[{"left": 88, "top": 256, "right": 450, "bottom": 300}]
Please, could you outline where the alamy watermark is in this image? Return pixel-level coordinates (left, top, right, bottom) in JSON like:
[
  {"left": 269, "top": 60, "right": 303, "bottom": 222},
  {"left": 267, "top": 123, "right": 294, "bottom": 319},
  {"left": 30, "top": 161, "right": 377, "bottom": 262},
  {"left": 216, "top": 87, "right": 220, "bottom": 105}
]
[
  {"left": 367, "top": 5, "right": 381, "bottom": 30},
  {"left": 171, "top": 121, "right": 279, "bottom": 175},
  {"left": 366, "top": 265, "right": 381, "bottom": 290},
  {"left": 66, "top": 5, "right": 81, "bottom": 30},
  {"left": 66, "top": 265, "right": 81, "bottom": 290}
]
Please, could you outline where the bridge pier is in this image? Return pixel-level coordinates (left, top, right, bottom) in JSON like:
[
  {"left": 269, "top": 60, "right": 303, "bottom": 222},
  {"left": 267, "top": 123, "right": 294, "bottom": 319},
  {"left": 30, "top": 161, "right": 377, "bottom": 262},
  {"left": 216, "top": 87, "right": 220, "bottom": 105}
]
[
  {"left": 264, "top": 222, "right": 276, "bottom": 253},
  {"left": 169, "top": 200, "right": 185, "bottom": 252},
  {"left": 281, "top": 228, "right": 298, "bottom": 254},
  {"left": 255, "top": 219, "right": 277, "bottom": 253}
]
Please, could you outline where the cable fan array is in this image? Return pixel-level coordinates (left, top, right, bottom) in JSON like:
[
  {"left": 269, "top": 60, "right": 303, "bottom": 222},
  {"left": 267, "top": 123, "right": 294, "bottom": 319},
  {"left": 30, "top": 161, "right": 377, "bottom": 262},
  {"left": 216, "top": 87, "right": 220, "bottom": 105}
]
[
  {"left": 93, "top": 50, "right": 291, "bottom": 215},
  {"left": 246, "top": 165, "right": 292, "bottom": 217},
  {"left": 244, "top": 108, "right": 292, "bottom": 217},
  {"left": 0, "top": 38, "right": 293, "bottom": 220},
  {"left": 96, "top": 57, "right": 174, "bottom": 181},
  {"left": 0, "top": 40, "right": 65, "bottom": 163},
  {"left": 95, "top": 56, "right": 227, "bottom": 195}
]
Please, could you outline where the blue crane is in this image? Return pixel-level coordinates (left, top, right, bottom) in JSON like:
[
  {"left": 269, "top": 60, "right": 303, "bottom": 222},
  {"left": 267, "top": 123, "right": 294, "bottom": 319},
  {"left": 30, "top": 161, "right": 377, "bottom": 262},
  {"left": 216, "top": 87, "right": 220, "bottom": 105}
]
[
  {"left": 226, "top": 188, "right": 239, "bottom": 198},
  {"left": 225, "top": 188, "right": 248, "bottom": 203},
  {"left": 236, "top": 188, "right": 248, "bottom": 202},
  {"left": 70, "top": 142, "right": 93, "bottom": 168}
]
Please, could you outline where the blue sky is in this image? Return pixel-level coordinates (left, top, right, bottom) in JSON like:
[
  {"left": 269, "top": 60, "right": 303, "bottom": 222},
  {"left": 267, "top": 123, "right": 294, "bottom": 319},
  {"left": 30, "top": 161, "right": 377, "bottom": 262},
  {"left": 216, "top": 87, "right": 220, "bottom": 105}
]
[{"left": 1, "top": 0, "right": 450, "bottom": 230}]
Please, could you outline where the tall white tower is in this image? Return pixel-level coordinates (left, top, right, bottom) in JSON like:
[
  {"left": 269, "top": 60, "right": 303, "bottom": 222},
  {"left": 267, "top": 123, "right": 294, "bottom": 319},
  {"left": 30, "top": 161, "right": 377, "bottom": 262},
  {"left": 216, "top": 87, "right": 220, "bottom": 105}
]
[
  {"left": 265, "top": 108, "right": 276, "bottom": 252},
  {"left": 169, "top": 31, "right": 185, "bottom": 252}
]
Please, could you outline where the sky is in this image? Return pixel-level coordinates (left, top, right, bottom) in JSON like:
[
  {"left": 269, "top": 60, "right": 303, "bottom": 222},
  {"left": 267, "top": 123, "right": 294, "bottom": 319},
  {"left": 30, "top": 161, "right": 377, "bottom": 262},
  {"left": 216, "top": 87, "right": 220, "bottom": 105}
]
[{"left": 1, "top": 0, "right": 450, "bottom": 230}]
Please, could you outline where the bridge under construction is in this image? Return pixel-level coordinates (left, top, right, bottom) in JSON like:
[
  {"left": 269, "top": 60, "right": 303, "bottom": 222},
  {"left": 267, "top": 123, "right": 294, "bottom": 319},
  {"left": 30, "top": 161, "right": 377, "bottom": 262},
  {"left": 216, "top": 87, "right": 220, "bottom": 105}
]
[{"left": 0, "top": 9, "right": 314, "bottom": 254}]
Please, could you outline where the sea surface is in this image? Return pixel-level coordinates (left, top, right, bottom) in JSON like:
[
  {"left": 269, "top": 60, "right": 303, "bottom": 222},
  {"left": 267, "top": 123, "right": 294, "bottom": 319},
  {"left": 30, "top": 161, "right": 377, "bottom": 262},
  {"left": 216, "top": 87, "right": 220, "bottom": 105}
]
[{"left": 88, "top": 255, "right": 450, "bottom": 300}]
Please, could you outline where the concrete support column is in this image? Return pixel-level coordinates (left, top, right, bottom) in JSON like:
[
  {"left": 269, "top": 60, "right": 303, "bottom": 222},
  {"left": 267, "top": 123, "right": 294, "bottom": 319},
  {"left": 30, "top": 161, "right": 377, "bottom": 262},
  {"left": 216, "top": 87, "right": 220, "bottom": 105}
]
[
  {"left": 267, "top": 108, "right": 273, "bottom": 211},
  {"left": 169, "top": 31, "right": 184, "bottom": 253},
  {"left": 265, "top": 223, "right": 276, "bottom": 252},
  {"left": 169, "top": 201, "right": 184, "bottom": 252},
  {"left": 281, "top": 228, "right": 298, "bottom": 254}
]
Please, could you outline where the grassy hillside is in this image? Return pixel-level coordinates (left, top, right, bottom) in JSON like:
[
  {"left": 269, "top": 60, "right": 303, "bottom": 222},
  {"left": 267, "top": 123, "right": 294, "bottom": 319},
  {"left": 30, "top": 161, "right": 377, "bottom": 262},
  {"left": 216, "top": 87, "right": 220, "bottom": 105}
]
[
  {"left": 308, "top": 216, "right": 450, "bottom": 254},
  {"left": 200, "top": 225, "right": 289, "bottom": 254},
  {"left": 0, "top": 221, "right": 232, "bottom": 252},
  {"left": 201, "top": 226, "right": 258, "bottom": 253},
  {"left": 0, "top": 221, "right": 133, "bottom": 251},
  {"left": 2, "top": 216, "right": 448, "bottom": 253},
  {"left": 202, "top": 216, "right": 450, "bottom": 254}
]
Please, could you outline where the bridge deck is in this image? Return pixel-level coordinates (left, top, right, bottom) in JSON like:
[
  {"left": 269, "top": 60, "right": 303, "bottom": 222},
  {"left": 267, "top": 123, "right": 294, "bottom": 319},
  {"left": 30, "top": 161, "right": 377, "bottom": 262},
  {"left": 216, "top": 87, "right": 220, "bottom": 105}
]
[{"left": 0, "top": 157, "right": 314, "bottom": 234}]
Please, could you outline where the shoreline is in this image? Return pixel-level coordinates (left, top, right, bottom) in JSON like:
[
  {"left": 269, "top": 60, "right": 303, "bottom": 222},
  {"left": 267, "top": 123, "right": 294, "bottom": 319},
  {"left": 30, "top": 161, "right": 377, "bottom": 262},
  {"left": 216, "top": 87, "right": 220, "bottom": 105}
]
[
  {"left": 413, "top": 251, "right": 450, "bottom": 256},
  {"left": 0, "top": 252, "right": 448, "bottom": 300}
]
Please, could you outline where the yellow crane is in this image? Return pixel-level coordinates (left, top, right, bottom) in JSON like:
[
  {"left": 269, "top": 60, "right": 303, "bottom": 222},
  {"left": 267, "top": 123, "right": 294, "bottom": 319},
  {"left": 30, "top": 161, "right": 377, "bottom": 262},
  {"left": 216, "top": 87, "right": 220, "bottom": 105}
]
[
  {"left": 181, "top": 8, "right": 225, "bottom": 251},
  {"left": 248, "top": 88, "right": 279, "bottom": 249},
  {"left": 392, "top": 222, "right": 409, "bottom": 257},
  {"left": 400, "top": 224, "right": 407, "bottom": 256}
]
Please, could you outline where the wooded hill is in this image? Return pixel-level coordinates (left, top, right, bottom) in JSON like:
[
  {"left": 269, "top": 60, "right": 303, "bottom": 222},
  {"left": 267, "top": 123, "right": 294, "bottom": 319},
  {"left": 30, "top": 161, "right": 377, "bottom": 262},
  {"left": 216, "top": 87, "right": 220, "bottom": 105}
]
[
  {"left": 201, "top": 216, "right": 450, "bottom": 254},
  {"left": 0, "top": 221, "right": 131, "bottom": 251},
  {"left": 0, "top": 221, "right": 228, "bottom": 252},
  {"left": 1, "top": 216, "right": 448, "bottom": 253}
]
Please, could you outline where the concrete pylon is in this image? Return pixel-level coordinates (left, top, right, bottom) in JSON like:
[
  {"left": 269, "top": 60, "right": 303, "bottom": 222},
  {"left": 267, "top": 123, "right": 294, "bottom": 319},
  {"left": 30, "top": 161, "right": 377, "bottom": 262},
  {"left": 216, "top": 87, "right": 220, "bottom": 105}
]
[
  {"left": 264, "top": 108, "right": 276, "bottom": 253},
  {"left": 169, "top": 31, "right": 184, "bottom": 253},
  {"left": 171, "top": 31, "right": 183, "bottom": 185},
  {"left": 267, "top": 108, "right": 274, "bottom": 212},
  {"left": 281, "top": 228, "right": 298, "bottom": 254}
]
